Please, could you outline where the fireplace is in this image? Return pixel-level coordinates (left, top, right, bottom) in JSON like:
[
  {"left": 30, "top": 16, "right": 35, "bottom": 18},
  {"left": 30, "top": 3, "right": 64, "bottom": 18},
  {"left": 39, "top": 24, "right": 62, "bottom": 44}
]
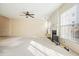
[{"left": 52, "top": 30, "right": 60, "bottom": 45}]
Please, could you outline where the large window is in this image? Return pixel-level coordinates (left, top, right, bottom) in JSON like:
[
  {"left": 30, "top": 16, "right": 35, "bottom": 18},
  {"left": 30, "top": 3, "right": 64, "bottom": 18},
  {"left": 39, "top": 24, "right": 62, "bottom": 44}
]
[{"left": 60, "top": 4, "right": 79, "bottom": 43}]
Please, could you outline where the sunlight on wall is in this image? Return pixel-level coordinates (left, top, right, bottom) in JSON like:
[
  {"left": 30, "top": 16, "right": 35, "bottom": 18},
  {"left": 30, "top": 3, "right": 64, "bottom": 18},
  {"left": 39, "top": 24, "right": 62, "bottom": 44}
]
[{"left": 27, "top": 40, "right": 64, "bottom": 56}]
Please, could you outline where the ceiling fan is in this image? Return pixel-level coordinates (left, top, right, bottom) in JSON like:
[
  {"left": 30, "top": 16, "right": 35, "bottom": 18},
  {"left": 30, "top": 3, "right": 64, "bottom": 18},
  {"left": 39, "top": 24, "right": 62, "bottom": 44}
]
[{"left": 20, "top": 11, "right": 34, "bottom": 18}]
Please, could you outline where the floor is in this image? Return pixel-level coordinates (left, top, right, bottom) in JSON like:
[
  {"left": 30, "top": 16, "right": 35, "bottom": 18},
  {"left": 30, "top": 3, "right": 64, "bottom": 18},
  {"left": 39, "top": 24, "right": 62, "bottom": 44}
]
[{"left": 0, "top": 37, "right": 77, "bottom": 56}]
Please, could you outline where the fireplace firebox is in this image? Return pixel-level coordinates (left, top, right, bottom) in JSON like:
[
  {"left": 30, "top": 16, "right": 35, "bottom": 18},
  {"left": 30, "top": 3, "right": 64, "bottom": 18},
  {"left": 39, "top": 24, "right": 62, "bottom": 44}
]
[{"left": 52, "top": 30, "right": 60, "bottom": 45}]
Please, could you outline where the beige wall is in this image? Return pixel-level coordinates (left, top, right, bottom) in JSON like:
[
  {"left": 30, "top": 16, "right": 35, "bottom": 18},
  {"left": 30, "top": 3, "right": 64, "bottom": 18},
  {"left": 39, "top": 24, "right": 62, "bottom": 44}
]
[
  {"left": 0, "top": 16, "right": 47, "bottom": 38},
  {"left": 9, "top": 18, "right": 47, "bottom": 38}
]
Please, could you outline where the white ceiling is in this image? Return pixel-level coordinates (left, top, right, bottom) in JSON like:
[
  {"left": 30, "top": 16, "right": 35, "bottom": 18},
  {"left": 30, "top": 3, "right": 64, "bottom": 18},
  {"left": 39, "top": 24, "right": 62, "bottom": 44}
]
[{"left": 0, "top": 3, "right": 62, "bottom": 20}]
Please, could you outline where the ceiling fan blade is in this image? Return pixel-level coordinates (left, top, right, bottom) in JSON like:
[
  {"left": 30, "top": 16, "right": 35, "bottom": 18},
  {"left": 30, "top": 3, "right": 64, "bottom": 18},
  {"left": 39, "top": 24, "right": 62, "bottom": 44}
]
[
  {"left": 29, "top": 15, "right": 34, "bottom": 18},
  {"left": 30, "top": 14, "right": 34, "bottom": 15}
]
